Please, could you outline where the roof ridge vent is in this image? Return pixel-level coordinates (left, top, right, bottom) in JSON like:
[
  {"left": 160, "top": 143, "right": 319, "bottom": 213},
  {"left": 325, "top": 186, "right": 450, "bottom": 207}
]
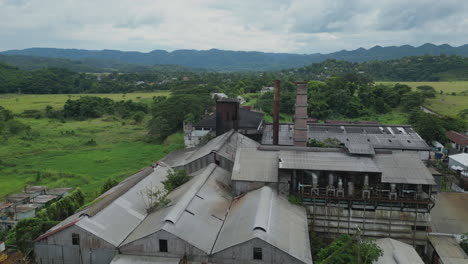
[
  {"left": 253, "top": 187, "right": 273, "bottom": 232},
  {"left": 163, "top": 164, "right": 216, "bottom": 225}
]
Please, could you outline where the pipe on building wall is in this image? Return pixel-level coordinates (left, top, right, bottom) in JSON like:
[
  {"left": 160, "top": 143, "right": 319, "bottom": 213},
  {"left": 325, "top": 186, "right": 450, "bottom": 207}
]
[
  {"left": 312, "top": 172, "right": 318, "bottom": 188},
  {"left": 338, "top": 178, "right": 343, "bottom": 190},
  {"left": 348, "top": 181, "right": 354, "bottom": 196},
  {"left": 364, "top": 174, "right": 369, "bottom": 189},
  {"left": 273, "top": 80, "right": 280, "bottom": 145}
]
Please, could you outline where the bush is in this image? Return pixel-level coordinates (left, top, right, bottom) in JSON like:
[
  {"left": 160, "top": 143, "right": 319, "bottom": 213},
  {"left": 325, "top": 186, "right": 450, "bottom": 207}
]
[
  {"left": 162, "top": 169, "right": 190, "bottom": 192},
  {"left": 101, "top": 178, "right": 119, "bottom": 194}
]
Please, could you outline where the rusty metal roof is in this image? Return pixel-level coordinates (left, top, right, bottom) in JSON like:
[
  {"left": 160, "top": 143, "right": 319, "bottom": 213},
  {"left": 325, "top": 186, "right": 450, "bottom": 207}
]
[{"left": 31, "top": 195, "right": 57, "bottom": 204}]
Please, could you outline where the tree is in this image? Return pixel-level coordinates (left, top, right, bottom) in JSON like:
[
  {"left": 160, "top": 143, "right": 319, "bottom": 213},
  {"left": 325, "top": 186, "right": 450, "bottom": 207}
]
[
  {"left": 317, "top": 234, "right": 382, "bottom": 264},
  {"left": 400, "top": 91, "right": 424, "bottom": 111},
  {"left": 409, "top": 111, "right": 447, "bottom": 143}
]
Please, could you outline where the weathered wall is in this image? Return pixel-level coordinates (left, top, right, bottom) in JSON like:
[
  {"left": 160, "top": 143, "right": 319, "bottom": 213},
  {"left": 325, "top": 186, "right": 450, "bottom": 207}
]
[
  {"left": 307, "top": 205, "right": 430, "bottom": 246},
  {"left": 120, "top": 230, "right": 209, "bottom": 262},
  {"left": 185, "top": 153, "right": 233, "bottom": 174},
  {"left": 35, "top": 225, "right": 117, "bottom": 264},
  {"left": 231, "top": 181, "right": 278, "bottom": 196},
  {"left": 212, "top": 238, "right": 307, "bottom": 264}
]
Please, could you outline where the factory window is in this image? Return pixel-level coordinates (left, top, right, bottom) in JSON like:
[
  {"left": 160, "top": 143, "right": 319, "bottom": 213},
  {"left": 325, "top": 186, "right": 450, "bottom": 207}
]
[
  {"left": 159, "top": 239, "right": 168, "bottom": 252},
  {"left": 253, "top": 247, "right": 263, "bottom": 260},
  {"left": 72, "top": 233, "right": 80, "bottom": 245}
]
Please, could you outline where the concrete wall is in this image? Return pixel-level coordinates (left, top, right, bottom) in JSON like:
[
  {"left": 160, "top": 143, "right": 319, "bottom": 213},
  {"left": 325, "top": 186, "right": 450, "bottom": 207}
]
[
  {"left": 307, "top": 204, "right": 430, "bottom": 246},
  {"left": 212, "top": 238, "right": 307, "bottom": 264},
  {"left": 120, "top": 230, "right": 209, "bottom": 262}
]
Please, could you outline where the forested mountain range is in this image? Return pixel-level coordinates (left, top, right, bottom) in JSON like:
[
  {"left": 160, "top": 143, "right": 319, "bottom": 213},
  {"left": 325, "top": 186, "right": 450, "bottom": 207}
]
[
  {"left": 2, "top": 43, "right": 468, "bottom": 71},
  {"left": 2, "top": 54, "right": 468, "bottom": 94},
  {"left": 0, "top": 54, "right": 195, "bottom": 73}
]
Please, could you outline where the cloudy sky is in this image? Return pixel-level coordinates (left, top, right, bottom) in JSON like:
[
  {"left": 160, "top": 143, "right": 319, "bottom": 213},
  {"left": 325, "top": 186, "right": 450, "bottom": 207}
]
[{"left": 1, "top": 0, "right": 468, "bottom": 54}]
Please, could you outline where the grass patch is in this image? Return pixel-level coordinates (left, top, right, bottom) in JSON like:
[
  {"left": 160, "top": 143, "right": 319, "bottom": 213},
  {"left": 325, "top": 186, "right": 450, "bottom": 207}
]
[
  {"left": 0, "top": 114, "right": 183, "bottom": 202},
  {"left": 0, "top": 91, "right": 170, "bottom": 114},
  {"left": 378, "top": 81, "right": 468, "bottom": 118}
]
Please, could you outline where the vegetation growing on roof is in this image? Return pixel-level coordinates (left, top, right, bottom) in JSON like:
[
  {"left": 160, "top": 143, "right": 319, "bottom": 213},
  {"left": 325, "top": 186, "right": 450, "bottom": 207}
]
[
  {"left": 162, "top": 169, "right": 190, "bottom": 193},
  {"left": 307, "top": 138, "right": 342, "bottom": 148}
]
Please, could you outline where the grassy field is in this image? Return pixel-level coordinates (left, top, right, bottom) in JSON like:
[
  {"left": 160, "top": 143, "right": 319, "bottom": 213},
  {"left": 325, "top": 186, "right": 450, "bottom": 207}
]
[
  {"left": 0, "top": 92, "right": 181, "bottom": 201},
  {"left": 0, "top": 91, "right": 170, "bottom": 114},
  {"left": 378, "top": 81, "right": 468, "bottom": 118}
]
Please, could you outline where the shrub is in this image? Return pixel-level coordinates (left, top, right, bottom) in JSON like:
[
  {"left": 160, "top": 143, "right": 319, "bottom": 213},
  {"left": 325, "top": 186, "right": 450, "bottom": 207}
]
[{"left": 162, "top": 169, "right": 190, "bottom": 192}]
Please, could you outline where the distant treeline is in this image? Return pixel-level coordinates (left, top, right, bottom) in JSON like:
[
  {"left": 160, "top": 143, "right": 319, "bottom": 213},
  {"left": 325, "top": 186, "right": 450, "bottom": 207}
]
[
  {"left": 2, "top": 55, "right": 468, "bottom": 95},
  {"left": 287, "top": 55, "right": 468, "bottom": 81}
]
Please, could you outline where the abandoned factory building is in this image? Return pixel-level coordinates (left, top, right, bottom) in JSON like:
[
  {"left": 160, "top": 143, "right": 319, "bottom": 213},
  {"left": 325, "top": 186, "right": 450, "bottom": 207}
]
[{"left": 35, "top": 81, "right": 439, "bottom": 264}]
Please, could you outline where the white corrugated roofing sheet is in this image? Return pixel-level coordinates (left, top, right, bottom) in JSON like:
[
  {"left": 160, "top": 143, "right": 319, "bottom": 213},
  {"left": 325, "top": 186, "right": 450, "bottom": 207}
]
[
  {"left": 232, "top": 147, "right": 278, "bottom": 182},
  {"left": 375, "top": 152, "right": 436, "bottom": 185},
  {"left": 212, "top": 186, "right": 313, "bottom": 264},
  {"left": 121, "top": 164, "right": 232, "bottom": 254},
  {"left": 76, "top": 165, "right": 170, "bottom": 246},
  {"left": 279, "top": 150, "right": 381, "bottom": 173},
  {"left": 375, "top": 238, "right": 424, "bottom": 264},
  {"left": 110, "top": 254, "right": 180, "bottom": 264}
]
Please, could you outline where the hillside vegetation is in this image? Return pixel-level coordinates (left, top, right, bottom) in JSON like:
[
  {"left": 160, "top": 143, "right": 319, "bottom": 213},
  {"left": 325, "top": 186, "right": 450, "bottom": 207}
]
[{"left": 3, "top": 43, "right": 468, "bottom": 71}]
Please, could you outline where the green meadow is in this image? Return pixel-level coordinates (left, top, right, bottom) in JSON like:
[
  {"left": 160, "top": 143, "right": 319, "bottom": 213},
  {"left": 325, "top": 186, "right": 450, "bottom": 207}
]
[
  {"left": 0, "top": 92, "right": 181, "bottom": 201},
  {"left": 378, "top": 81, "right": 468, "bottom": 118},
  {"left": 0, "top": 91, "right": 170, "bottom": 114}
]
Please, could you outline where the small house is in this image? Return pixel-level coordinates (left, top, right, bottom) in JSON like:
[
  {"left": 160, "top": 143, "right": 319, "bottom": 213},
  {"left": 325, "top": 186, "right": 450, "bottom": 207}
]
[
  {"left": 447, "top": 131, "right": 468, "bottom": 154},
  {"left": 31, "top": 195, "right": 58, "bottom": 208},
  {"left": 449, "top": 153, "right": 468, "bottom": 172},
  {"left": 7, "top": 193, "right": 31, "bottom": 205},
  {"left": 47, "top": 188, "right": 72, "bottom": 198},
  {"left": 15, "top": 204, "right": 40, "bottom": 220},
  {"left": 24, "top": 186, "right": 48, "bottom": 198}
]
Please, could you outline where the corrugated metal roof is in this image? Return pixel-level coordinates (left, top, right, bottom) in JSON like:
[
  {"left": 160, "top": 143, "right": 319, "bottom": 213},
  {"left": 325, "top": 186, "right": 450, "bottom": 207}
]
[
  {"left": 110, "top": 254, "right": 180, "bottom": 264},
  {"left": 212, "top": 186, "right": 313, "bottom": 264},
  {"left": 262, "top": 124, "right": 430, "bottom": 152},
  {"left": 431, "top": 193, "right": 468, "bottom": 235},
  {"left": 429, "top": 235, "right": 468, "bottom": 264},
  {"left": 75, "top": 165, "right": 169, "bottom": 246},
  {"left": 232, "top": 148, "right": 278, "bottom": 182},
  {"left": 449, "top": 153, "right": 468, "bottom": 166},
  {"left": 279, "top": 151, "right": 381, "bottom": 173},
  {"left": 374, "top": 152, "right": 436, "bottom": 185},
  {"left": 122, "top": 164, "right": 232, "bottom": 254},
  {"left": 31, "top": 195, "right": 57, "bottom": 204},
  {"left": 375, "top": 238, "right": 424, "bottom": 264},
  {"left": 194, "top": 108, "right": 264, "bottom": 130}
]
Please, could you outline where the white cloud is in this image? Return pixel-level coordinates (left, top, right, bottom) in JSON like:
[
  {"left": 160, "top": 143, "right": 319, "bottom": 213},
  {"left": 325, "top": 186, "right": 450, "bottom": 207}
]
[{"left": 0, "top": 0, "right": 467, "bottom": 53}]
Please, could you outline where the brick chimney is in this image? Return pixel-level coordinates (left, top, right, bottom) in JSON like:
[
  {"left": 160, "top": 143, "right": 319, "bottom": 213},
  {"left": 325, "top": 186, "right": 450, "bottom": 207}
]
[
  {"left": 273, "top": 80, "right": 280, "bottom": 145},
  {"left": 294, "top": 81, "right": 308, "bottom": 147},
  {"left": 216, "top": 98, "right": 240, "bottom": 136}
]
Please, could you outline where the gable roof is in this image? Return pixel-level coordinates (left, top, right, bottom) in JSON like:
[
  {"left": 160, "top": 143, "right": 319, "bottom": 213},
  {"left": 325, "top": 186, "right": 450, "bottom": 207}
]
[
  {"left": 447, "top": 131, "right": 468, "bottom": 146},
  {"left": 375, "top": 238, "right": 424, "bottom": 264},
  {"left": 212, "top": 186, "right": 313, "bottom": 264},
  {"left": 121, "top": 164, "right": 232, "bottom": 253},
  {"left": 194, "top": 108, "right": 264, "bottom": 130}
]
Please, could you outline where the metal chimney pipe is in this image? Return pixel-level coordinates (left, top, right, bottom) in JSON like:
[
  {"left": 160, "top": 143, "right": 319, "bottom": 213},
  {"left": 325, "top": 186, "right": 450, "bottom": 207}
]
[{"left": 273, "top": 80, "right": 280, "bottom": 145}]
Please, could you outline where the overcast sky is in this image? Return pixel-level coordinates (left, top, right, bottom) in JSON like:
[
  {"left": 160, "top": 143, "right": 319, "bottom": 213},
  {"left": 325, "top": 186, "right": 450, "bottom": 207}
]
[{"left": 1, "top": 0, "right": 468, "bottom": 54}]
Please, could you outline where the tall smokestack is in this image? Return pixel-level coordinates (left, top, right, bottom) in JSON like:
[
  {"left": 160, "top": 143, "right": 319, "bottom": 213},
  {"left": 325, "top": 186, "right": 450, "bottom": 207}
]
[
  {"left": 273, "top": 80, "right": 280, "bottom": 145},
  {"left": 294, "top": 81, "right": 308, "bottom": 147}
]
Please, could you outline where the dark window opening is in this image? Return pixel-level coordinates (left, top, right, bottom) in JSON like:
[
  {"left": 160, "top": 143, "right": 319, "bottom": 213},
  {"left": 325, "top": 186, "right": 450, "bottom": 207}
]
[
  {"left": 253, "top": 247, "right": 262, "bottom": 260},
  {"left": 159, "top": 239, "right": 168, "bottom": 252},
  {"left": 411, "top": 225, "right": 427, "bottom": 231},
  {"left": 72, "top": 233, "right": 80, "bottom": 245}
]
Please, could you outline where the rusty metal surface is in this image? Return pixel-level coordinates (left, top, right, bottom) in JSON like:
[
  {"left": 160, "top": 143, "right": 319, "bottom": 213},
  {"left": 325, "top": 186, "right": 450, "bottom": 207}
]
[{"left": 273, "top": 80, "right": 280, "bottom": 145}]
